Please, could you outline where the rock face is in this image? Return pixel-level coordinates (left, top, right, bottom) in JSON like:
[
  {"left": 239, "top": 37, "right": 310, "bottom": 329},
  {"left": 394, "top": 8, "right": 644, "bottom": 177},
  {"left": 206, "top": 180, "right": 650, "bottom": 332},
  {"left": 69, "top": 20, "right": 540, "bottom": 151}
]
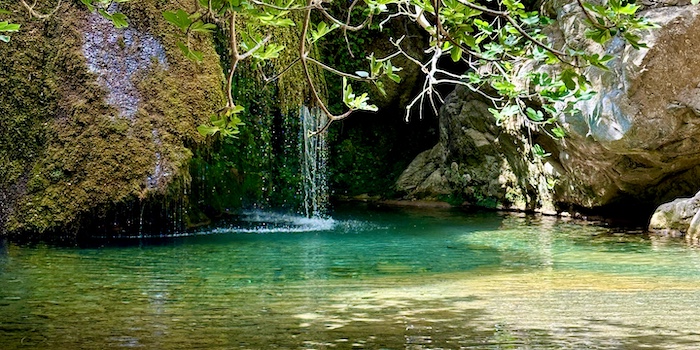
[
  {"left": 0, "top": 2, "right": 224, "bottom": 236},
  {"left": 398, "top": 4, "right": 700, "bottom": 215},
  {"left": 550, "top": 4, "right": 700, "bottom": 209},
  {"left": 397, "top": 86, "right": 557, "bottom": 212}
]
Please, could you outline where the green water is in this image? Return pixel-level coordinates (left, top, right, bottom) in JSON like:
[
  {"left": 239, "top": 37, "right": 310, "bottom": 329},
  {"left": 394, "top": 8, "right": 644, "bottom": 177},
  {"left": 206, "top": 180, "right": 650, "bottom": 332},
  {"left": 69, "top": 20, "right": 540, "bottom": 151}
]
[{"left": 2, "top": 207, "right": 700, "bottom": 349}]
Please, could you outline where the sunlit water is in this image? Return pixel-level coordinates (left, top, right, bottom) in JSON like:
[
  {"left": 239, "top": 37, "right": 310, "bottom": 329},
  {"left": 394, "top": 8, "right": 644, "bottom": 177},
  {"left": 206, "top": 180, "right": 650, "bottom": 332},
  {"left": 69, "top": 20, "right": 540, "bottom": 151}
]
[{"left": 3, "top": 207, "right": 700, "bottom": 349}]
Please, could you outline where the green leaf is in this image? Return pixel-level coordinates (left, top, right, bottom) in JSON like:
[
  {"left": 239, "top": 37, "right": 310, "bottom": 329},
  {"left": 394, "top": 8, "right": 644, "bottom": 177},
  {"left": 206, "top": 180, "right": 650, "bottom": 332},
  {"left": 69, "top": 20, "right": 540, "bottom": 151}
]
[
  {"left": 552, "top": 126, "right": 567, "bottom": 139},
  {"left": 491, "top": 80, "right": 517, "bottom": 97},
  {"left": 473, "top": 18, "right": 493, "bottom": 34},
  {"left": 693, "top": 0, "right": 699, "bottom": 5},
  {"left": 228, "top": 105, "right": 245, "bottom": 115},
  {"left": 520, "top": 12, "right": 539, "bottom": 26},
  {"left": 163, "top": 9, "right": 192, "bottom": 31},
  {"left": 585, "top": 28, "right": 612, "bottom": 44},
  {"left": 0, "top": 22, "right": 20, "bottom": 32},
  {"left": 176, "top": 41, "right": 203, "bottom": 62},
  {"left": 501, "top": 104, "right": 520, "bottom": 117},
  {"left": 342, "top": 77, "right": 353, "bottom": 105},
  {"left": 342, "top": 77, "right": 378, "bottom": 111},
  {"left": 190, "top": 21, "right": 217, "bottom": 33},
  {"left": 623, "top": 32, "right": 647, "bottom": 49},
  {"left": 525, "top": 107, "right": 544, "bottom": 122},
  {"left": 110, "top": 13, "right": 128, "bottom": 28},
  {"left": 197, "top": 124, "right": 220, "bottom": 136},
  {"left": 467, "top": 72, "right": 482, "bottom": 84},
  {"left": 211, "top": 117, "right": 226, "bottom": 128},
  {"left": 0, "top": 9, "right": 12, "bottom": 15},
  {"left": 532, "top": 144, "right": 550, "bottom": 158},
  {"left": 617, "top": 4, "right": 639, "bottom": 15},
  {"left": 253, "top": 43, "right": 285, "bottom": 60},
  {"left": 383, "top": 60, "right": 402, "bottom": 83},
  {"left": 368, "top": 54, "right": 382, "bottom": 77},
  {"left": 561, "top": 69, "right": 578, "bottom": 91},
  {"left": 308, "top": 21, "right": 339, "bottom": 44},
  {"left": 375, "top": 80, "right": 387, "bottom": 96},
  {"left": 0, "top": 35, "right": 9, "bottom": 43},
  {"left": 450, "top": 46, "right": 462, "bottom": 62},
  {"left": 488, "top": 108, "right": 502, "bottom": 120}
]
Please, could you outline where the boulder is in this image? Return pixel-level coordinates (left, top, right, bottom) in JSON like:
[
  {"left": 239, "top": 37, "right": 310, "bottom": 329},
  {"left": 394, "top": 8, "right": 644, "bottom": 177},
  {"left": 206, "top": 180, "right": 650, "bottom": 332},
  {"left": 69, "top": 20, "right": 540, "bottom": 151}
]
[
  {"left": 396, "top": 86, "right": 557, "bottom": 212},
  {"left": 649, "top": 191, "right": 700, "bottom": 238},
  {"left": 548, "top": 4, "right": 700, "bottom": 209}
]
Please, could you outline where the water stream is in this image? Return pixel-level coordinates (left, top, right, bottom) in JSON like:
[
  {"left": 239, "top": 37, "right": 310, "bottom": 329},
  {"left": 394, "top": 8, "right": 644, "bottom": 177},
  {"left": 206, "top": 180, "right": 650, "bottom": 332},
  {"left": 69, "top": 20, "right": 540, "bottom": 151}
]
[
  {"left": 300, "top": 106, "right": 329, "bottom": 219},
  {"left": 2, "top": 207, "right": 700, "bottom": 349}
]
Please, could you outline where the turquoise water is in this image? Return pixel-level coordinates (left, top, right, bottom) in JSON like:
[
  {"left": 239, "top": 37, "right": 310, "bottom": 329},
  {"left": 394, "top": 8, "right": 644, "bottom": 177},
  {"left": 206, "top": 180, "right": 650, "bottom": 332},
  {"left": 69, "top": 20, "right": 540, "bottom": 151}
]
[{"left": 2, "top": 207, "right": 700, "bottom": 349}]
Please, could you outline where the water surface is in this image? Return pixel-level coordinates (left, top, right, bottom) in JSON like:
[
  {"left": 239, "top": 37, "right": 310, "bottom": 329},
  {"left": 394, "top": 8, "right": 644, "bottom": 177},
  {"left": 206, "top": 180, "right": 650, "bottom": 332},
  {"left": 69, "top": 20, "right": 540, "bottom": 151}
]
[{"left": 2, "top": 207, "right": 700, "bottom": 349}]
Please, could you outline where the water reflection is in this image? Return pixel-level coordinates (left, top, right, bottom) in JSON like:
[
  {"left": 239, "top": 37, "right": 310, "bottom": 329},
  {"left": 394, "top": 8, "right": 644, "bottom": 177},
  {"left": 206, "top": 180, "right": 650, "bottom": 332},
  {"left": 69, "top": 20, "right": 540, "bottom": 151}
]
[{"left": 3, "top": 209, "right": 700, "bottom": 349}]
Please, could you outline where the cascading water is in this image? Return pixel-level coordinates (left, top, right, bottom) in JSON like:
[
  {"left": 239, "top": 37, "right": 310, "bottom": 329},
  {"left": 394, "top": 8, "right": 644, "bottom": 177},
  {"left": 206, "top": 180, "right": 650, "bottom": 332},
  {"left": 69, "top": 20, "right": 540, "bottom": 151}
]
[
  {"left": 188, "top": 106, "right": 334, "bottom": 236},
  {"left": 300, "top": 106, "right": 329, "bottom": 218}
]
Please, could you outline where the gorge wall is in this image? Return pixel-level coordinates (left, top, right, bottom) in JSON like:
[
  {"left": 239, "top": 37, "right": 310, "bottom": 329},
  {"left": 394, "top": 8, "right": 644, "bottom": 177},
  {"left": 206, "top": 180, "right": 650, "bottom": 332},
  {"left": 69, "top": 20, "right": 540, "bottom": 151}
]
[{"left": 397, "top": 3, "right": 700, "bottom": 217}]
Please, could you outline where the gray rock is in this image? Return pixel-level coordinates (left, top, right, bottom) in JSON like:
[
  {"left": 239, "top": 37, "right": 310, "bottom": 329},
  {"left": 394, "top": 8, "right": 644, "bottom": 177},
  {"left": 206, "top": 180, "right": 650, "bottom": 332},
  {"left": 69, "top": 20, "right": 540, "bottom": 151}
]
[
  {"left": 396, "top": 87, "right": 556, "bottom": 211},
  {"left": 649, "top": 191, "right": 700, "bottom": 236},
  {"left": 549, "top": 5, "right": 700, "bottom": 208}
]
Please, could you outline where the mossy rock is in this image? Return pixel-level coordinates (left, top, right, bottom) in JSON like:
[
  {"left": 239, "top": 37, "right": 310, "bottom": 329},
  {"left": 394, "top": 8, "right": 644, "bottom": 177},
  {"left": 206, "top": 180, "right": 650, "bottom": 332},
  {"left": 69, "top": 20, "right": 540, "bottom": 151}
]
[{"left": 0, "top": 1, "right": 224, "bottom": 237}]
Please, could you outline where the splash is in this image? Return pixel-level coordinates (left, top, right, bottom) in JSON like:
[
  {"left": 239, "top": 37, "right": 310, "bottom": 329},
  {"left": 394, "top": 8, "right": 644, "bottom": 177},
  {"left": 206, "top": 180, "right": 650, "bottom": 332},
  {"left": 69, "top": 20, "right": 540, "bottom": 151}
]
[
  {"left": 300, "top": 106, "right": 329, "bottom": 218},
  {"left": 210, "top": 211, "right": 337, "bottom": 234}
]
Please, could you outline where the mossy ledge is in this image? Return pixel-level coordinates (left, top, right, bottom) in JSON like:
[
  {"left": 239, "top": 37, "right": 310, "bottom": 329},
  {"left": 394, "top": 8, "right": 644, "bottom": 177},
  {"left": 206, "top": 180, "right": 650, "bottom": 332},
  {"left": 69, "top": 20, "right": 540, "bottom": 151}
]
[{"left": 0, "top": 0, "right": 224, "bottom": 238}]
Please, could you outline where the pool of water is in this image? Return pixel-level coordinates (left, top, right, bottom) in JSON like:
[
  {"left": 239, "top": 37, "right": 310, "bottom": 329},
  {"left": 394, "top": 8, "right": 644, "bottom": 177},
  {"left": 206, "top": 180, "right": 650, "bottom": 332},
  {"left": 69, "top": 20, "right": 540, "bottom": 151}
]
[{"left": 2, "top": 206, "right": 700, "bottom": 349}]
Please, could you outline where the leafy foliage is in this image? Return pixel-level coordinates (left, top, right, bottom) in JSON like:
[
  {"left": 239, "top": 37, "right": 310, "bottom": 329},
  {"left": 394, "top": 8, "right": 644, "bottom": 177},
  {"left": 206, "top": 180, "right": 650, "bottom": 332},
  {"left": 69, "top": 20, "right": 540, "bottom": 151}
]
[
  {"left": 80, "top": 0, "right": 131, "bottom": 27},
  {"left": 6, "top": 0, "right": 695, "bottom": 153}
]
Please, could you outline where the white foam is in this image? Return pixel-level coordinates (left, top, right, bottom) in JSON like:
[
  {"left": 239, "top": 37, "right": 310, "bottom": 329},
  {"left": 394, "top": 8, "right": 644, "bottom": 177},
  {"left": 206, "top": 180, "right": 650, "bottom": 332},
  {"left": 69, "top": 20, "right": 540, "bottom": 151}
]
[{"left": 208, "top": 210, "right": 337, "bottom": 234}]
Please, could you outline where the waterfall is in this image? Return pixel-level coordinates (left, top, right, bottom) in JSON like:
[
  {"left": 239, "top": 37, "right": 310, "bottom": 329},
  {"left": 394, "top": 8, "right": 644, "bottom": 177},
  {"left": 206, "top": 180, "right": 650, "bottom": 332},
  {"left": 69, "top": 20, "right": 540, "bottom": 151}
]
[{"left": 300, "top": 106, "right": 329, "bottom": 218}]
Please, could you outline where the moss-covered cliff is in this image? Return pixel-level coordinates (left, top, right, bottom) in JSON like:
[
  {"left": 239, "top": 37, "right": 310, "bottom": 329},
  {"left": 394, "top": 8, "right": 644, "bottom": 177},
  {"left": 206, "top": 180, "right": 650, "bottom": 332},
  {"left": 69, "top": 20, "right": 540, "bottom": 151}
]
[{"left": 0, "top": 0, "right": 224, "bottom": 237}]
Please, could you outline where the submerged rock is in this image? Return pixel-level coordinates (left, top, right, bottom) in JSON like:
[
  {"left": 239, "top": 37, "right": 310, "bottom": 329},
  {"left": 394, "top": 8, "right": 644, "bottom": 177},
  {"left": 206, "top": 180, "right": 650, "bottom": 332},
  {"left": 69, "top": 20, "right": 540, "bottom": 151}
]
[
  {"left": 0, "top": 2, "right": 224, "bottom": 236},
  {"left": 398, "top": 3, "right": 700, "bottom": 215}
]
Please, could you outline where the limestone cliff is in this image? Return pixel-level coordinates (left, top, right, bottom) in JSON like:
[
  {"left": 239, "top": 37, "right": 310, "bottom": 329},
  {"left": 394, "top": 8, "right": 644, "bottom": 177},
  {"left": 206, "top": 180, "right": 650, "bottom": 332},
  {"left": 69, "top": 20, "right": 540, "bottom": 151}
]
[{"left": 397, "top": 3, "right": 700, "bottom": 215}]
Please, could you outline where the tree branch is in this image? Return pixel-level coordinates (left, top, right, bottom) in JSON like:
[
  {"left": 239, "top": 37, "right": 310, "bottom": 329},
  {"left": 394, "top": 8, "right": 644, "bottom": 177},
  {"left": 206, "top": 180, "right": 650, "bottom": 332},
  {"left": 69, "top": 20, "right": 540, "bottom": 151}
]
[{"left": 20, "top": 0, "right": 62, "bottom": 20}]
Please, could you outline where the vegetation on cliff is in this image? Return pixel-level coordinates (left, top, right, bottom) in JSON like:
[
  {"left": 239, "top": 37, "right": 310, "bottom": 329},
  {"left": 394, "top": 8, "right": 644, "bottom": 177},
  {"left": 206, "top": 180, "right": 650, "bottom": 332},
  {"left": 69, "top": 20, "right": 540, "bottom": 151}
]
[{"left": 1, "top": 0, "right": 694, "bottom": 236}]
